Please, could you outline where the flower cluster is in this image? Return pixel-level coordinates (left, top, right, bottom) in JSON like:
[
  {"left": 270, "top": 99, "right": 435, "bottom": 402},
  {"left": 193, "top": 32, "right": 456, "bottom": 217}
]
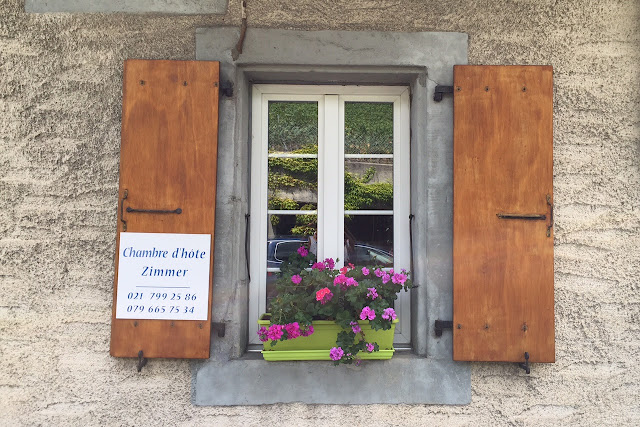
[
  {"left": 260, "top": 245, "right": 412, "bottom": 365},
  {"left": 257, "top": 322, "right": 314, "bottom": 342}
]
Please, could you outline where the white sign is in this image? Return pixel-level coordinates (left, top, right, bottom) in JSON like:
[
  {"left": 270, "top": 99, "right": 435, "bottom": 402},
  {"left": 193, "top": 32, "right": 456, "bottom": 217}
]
[{"left": 115, "top": 232, "right": 211, "bottom": 320}]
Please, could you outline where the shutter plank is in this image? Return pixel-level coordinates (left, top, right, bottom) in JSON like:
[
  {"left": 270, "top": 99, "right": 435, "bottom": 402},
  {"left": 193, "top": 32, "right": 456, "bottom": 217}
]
[
  {"left": 110, "top": 59, "right": 219, "bottom": 359},
  {"left": 453, "top": 65, "right": 554, "bottom": 363}
]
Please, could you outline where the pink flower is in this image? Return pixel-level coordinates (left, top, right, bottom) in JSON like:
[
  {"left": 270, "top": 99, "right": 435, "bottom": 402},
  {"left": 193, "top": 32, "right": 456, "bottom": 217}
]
[
  {"left": 360, "top": 306, "right": 376, "bottom": 321},
  {"left": 333, "top": 274, "right": 347, "bottom": 286},
  {"left": 346, "top": 277, "right": 359, "bottom": 287},
  {"left": 381, "top": 273, "right": 391, "bottom": 284},
  {"left": 257, "top": 326, "right": 269, "bottom": 342},
  {"left": 367, "top": 287, "right": 378, "bottom": 300},
  {"left": 324, "top": 258, "right": 335, "bottom": 269},
  {"left": 266, "top": 324, "right": 284, "bottom": 341},
  {"left": 312, "top": 262, "right": 325, "bottom": 271},
  {"left": 350, "top": 321, "right": 361, "bottom": 334},
  {"left": 297, "top": 246, "right": 309, "bottom": 257},
  {"left": 348, "top": 263, "right": 355, "bottom": 270},
  {"left": 291, "top": 274, "right": 302, "bottom": 284},
  {"left": 382, "top": 307, "right": 397, "bottom": 321},
  {"left": 366, "top": 343, "right": 375, "bottom": 352},
  {"left": 374, "top": 268, "right": 384, "bottom": 278},
  {"left": 285, "top": 322, "right": 301, "bottom": 339},
  {"left": 392, "top": 273, "right": 407, "bottom": 285},
  {"left": 316, "top": 287, "right": 333, "bottom": 304},
  {"left": 330, "top": 347, "right": 344, "bottom": 361},
  {"left": 362, "top": 267, "right": 370, "bottom": 276},
  {"left": 301, "top": 325, "right": 314, "bottom": 336}
]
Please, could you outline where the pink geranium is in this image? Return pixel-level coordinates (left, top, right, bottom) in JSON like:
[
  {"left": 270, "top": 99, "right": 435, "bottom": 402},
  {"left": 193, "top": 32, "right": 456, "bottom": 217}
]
[
  {"left": 316, "top": 287, "right": 333, "bottom": 304},
  {"left": 329, "top": 347, "right": 344, "bottom": 361},
  {"left": 312, "top": 262, "right": 325, "bottom": 271},
  {"left": 392, "top": 273, "right": 408, "bottom": 285},
  {"left": 266, "top": 324, "right": 284, "bottom": 341},
  {"left": 350, "top": 321, "right": 361, "bottom": 334},
  {"left": 297, "top": 246, "right": 309, "bottom": 257},
  {"left": 382, "top": 307, "right": 397, "bottom": 321},
  {"left": 359, "top": 306, "right": 376, "bottom": 321},
  {"left": 285, "top": 322, "right": 301, "bottom": 339},
  {"left": 291, "top": 274, "right": 302, "bottom": 284}
]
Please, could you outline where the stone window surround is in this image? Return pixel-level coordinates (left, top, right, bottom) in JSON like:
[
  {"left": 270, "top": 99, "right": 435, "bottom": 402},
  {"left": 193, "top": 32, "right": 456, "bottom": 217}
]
[{"left": 193, "top": 27, "right": 470, "bottom": 405}]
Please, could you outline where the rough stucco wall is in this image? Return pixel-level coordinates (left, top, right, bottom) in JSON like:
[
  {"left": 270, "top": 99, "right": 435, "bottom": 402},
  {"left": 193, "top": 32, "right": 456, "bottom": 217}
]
[{"left": 0, "top": 0, "right": 638, "bottom": 425}]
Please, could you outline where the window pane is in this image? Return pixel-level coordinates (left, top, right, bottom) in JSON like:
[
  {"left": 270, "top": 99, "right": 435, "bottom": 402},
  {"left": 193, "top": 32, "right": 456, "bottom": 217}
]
[
  {"left": 268, "top": 101, "right": 318, "bottom": 154},
  {"left": 268, "top": 158, "right": 318, "bottom": 204},
  {"left": 344, "top": 102, "right": 393, "bottom": 154},
  {"left": 344, "top": 215, "right": 393, "bottom": 267},
  {"left": 344, "top": 158, "right": 393, "bottom": 211},
  {"left": 267, "top": 214, "right": 317, "bottom": 246}
]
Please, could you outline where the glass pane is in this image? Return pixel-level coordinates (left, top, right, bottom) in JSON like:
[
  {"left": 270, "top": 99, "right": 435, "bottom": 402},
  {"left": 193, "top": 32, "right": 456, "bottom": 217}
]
[
  {"left": 344, "top": 158, "right": 393, "bottom": 211},
  {"left": 268, "top": 101, "right": 318, "bottom": 154},
  {"left": 268, "top": 158, "right": 318, "bottom": 204},
  {"left": 344, "top": 102, "right": 393, "bottom": 154},
  {"left": 267, "top": 215, "right": 317, "bottom": 248},
  {"left": 266, "top": 221, "right": 317, "bottom": 309},
  {"left": 344, "top": 215, "right": 393, "bottom": 267}
]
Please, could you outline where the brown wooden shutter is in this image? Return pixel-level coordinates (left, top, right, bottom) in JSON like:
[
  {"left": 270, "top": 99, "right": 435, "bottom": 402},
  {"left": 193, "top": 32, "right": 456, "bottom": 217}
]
[
  {"left": 452, "top": 65, "right": 554, "bottom": 363},
  {"left": 110, "top": 59, "right": 219, "bottom": 359}
]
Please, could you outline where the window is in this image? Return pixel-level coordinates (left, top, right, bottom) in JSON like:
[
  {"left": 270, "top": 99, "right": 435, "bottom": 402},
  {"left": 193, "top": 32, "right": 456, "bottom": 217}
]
[{"left": 248, "top": 85, "right": 411, "bottom": 345}]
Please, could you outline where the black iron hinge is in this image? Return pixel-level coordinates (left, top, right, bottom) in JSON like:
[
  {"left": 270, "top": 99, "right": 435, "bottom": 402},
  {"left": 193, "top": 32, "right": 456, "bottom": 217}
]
[
  {"left": 220, "top": 81, "right": 233, "bottom": 97},
  {"left": 433, "top": 85, "right": 454, "bottom": 102},
  {"left": 434, "top": 320, "right": 453, "bottom": 337}
]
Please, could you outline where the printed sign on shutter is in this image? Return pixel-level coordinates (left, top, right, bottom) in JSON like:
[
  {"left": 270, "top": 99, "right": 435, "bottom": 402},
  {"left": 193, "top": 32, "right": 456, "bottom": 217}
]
[
  {"left": 453, "top": 65, "right": 555, "bottom": 363},
  {"left": 110, "top": 59, "right": 219, "bottom": 359}
]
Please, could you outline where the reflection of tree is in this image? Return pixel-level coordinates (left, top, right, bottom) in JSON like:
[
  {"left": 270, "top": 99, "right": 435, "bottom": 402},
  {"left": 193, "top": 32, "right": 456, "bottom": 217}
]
[
  {"left": 268, "top": 102, "right": 394, "bottom": 237},
  {"left": 268, "top": 102, "right": 318, "bottom": 152}
]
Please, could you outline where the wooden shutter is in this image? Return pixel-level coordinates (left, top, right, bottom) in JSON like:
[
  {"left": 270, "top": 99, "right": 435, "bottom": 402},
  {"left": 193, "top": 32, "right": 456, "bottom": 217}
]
[
  {"left": 110, "top": 59, "right": 219, "bottom": 359},
  {"left": 453, "top": 65, "right": 554, "bottom": 363}
]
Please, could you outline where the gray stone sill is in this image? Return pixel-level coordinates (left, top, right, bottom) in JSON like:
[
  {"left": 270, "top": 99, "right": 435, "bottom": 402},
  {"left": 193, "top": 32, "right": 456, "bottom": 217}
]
[{"left": 194, "top": 353, "right": 470, "bottom": 405}]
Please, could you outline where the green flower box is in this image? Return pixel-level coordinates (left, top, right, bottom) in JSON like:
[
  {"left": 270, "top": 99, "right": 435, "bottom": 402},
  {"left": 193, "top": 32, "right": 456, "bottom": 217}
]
[{"left": 258, "top": 316, "right": 398, "bottom": 361}]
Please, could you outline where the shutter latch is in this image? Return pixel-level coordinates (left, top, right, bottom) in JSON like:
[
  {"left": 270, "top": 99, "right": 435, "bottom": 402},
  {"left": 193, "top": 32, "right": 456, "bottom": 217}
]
[
  {"left": 518, "top": 352, "right": 531, "bottom": 374},
  {"left": 137, "top": 350, "right": 148, "bottom": 372}
]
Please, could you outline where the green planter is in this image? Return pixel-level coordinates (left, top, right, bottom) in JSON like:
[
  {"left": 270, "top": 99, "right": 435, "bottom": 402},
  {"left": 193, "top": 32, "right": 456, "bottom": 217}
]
[{"left": 258, "top": 315, "right": 398, "bottom": 361}]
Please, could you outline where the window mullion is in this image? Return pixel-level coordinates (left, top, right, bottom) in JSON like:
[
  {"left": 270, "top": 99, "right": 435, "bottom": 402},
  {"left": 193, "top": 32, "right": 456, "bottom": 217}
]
[{"left": 320, "top": 94, "right": 342, "bottom": 265}]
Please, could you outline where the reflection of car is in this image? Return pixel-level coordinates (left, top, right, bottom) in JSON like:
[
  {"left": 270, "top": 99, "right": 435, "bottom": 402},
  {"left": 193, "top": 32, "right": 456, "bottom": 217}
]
[
  {"left": 267, "top": 238, "right": 306, "bottom": 269},
  {"left": 351, "top": 244, "right": 394, "bottom": 267},
  {"left": 267, "top": 238, "right": 394, "bottom": 269}
]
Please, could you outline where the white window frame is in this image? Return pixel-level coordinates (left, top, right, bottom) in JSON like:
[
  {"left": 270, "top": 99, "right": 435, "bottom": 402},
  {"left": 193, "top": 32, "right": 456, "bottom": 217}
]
[{"left": 248, "top": 85, "right": 411, "bottom": 345}]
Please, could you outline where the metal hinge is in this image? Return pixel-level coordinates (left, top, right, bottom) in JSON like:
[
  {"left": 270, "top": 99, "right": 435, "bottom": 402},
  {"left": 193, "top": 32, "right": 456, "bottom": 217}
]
[
  {"left": 434, "top": 320, "right": 453, "bottom": 337},
  {"left": 433, "top": 85, "right": 454, "bottom": 102}
]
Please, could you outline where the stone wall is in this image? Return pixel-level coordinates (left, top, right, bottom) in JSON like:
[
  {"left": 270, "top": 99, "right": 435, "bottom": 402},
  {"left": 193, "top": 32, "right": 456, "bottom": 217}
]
[{"left": 1, "top": 0, "right": 638, "bottom": 425}]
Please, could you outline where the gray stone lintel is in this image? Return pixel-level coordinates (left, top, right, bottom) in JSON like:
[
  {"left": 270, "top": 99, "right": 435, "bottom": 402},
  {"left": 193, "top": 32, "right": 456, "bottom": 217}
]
[
  {"left": 194, "top": 27, "right": 470, "bottom": 405},
  {"left": 25, "top": 0, "right": 228, "bottom": 14}
]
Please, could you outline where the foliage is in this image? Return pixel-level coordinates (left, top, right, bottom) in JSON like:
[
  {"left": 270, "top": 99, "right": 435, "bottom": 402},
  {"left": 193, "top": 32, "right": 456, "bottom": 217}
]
[
  {"left": 257, "top": 246, "right": 412, "bottom": 365},
  {"left": 344, "top": 102, "right": 393, "bottom": 154},
  {"left": 268, "top": 102, "right": 318, "bottom": 152}
]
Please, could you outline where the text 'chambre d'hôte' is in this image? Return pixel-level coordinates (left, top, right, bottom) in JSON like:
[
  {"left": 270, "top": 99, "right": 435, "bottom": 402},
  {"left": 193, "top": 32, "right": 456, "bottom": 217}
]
[{"left": 121, "top": 246, "right": 207, "bottom": 277}]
